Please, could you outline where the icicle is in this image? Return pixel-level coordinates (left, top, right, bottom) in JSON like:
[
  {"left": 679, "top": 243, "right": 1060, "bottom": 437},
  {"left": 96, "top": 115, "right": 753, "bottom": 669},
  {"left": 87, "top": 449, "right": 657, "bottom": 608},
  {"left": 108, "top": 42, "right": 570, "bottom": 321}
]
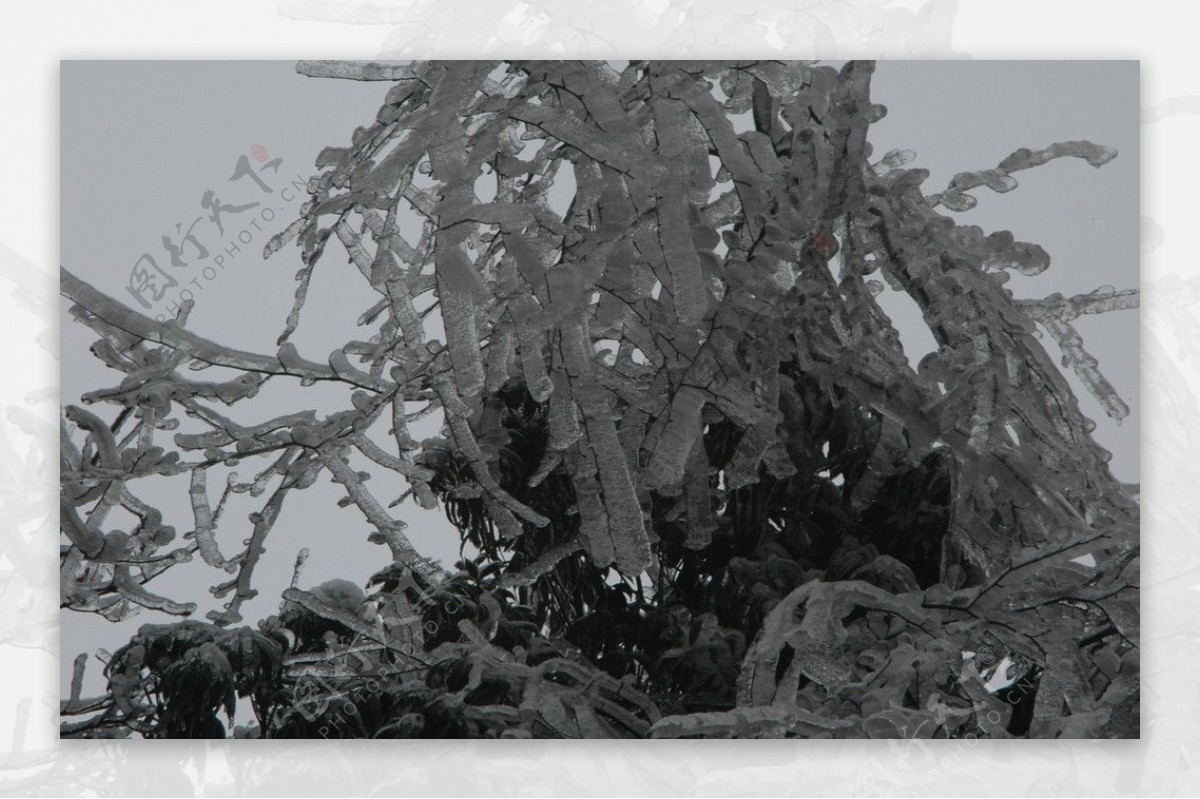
[
  {"left": 510, "top": 297, "right": 553, "bottom": 402},
  {"left": 683, "top": 431, "right": 717, "bottom": 549},
  {"left": 484, "top": 323, "right": 515, "bottom": 393},
  {"left": 435, "top": 251, "right": 487, "bottom": 401},
  {"left": 545, "top": 366, "right": 581, "bottom": 453},
  {"left": 655, "top": 175, "right": 710, "bottom": 327},
  {"left": 187, "top": 468, "right": 233, "bottom": 570},
  {"left": 641, "top": 385, "right": 706, "bottom": 492},
  {"left": 557, "top": 318, "right": 652, "bottom": 573}
]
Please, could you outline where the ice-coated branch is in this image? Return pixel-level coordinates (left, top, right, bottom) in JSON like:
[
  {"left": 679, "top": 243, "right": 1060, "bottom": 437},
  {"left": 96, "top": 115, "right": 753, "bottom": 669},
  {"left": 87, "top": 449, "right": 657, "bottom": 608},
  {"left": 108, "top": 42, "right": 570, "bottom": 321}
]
[
  {"left": 928, "top": 139, "right": 1118, "bottom": 212},
  {"left": 62, "top": 268, "right": 391, "bottom": 392}
]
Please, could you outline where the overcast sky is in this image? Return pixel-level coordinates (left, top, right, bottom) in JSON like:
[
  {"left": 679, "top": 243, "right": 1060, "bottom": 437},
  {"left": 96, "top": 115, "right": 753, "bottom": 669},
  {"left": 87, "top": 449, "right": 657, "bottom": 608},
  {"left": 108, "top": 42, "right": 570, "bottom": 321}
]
[{"left": 60, "top": 60, "right": 1138, "bottom": 695}]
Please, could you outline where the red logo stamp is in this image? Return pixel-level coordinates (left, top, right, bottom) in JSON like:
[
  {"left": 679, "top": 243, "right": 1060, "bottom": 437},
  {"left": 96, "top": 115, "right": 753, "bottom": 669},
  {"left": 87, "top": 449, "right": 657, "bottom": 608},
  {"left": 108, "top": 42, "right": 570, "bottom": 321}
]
[
  {"left": 250, "top": 144, "right": 270, "bottom": 162},
  {"left": 811, "top": 232, "right": 837, "bottom": 257}
]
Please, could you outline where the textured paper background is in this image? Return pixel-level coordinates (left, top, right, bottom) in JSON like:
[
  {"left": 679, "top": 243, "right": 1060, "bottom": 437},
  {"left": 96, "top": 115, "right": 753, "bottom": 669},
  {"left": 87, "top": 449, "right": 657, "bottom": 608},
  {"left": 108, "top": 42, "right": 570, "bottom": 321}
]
[{"left": 3, "top": 0, "right": 1194, "bottom": 794}]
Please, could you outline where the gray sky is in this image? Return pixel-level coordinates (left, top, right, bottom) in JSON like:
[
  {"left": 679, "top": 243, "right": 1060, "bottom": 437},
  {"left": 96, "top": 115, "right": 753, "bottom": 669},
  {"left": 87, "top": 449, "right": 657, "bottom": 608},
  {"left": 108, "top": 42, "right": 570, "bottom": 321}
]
[{"left": 60, "top": 60, "right": 1139, "bottom": 695}]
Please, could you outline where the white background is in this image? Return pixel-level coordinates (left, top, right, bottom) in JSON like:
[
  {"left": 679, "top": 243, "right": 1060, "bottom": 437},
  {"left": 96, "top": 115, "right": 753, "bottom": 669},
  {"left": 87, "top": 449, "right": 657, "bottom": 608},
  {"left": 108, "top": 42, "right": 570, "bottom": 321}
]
[{"left": 1, "top": 1, "right": 1196, "bottom": 795}]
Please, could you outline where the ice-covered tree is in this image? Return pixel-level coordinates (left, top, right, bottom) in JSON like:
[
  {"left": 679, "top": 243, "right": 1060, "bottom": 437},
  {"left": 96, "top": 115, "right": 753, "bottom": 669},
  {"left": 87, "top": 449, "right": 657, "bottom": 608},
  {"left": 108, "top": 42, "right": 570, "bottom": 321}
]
[{"left": 61, "top": 59, "right": 1138, "bottom": 739}]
